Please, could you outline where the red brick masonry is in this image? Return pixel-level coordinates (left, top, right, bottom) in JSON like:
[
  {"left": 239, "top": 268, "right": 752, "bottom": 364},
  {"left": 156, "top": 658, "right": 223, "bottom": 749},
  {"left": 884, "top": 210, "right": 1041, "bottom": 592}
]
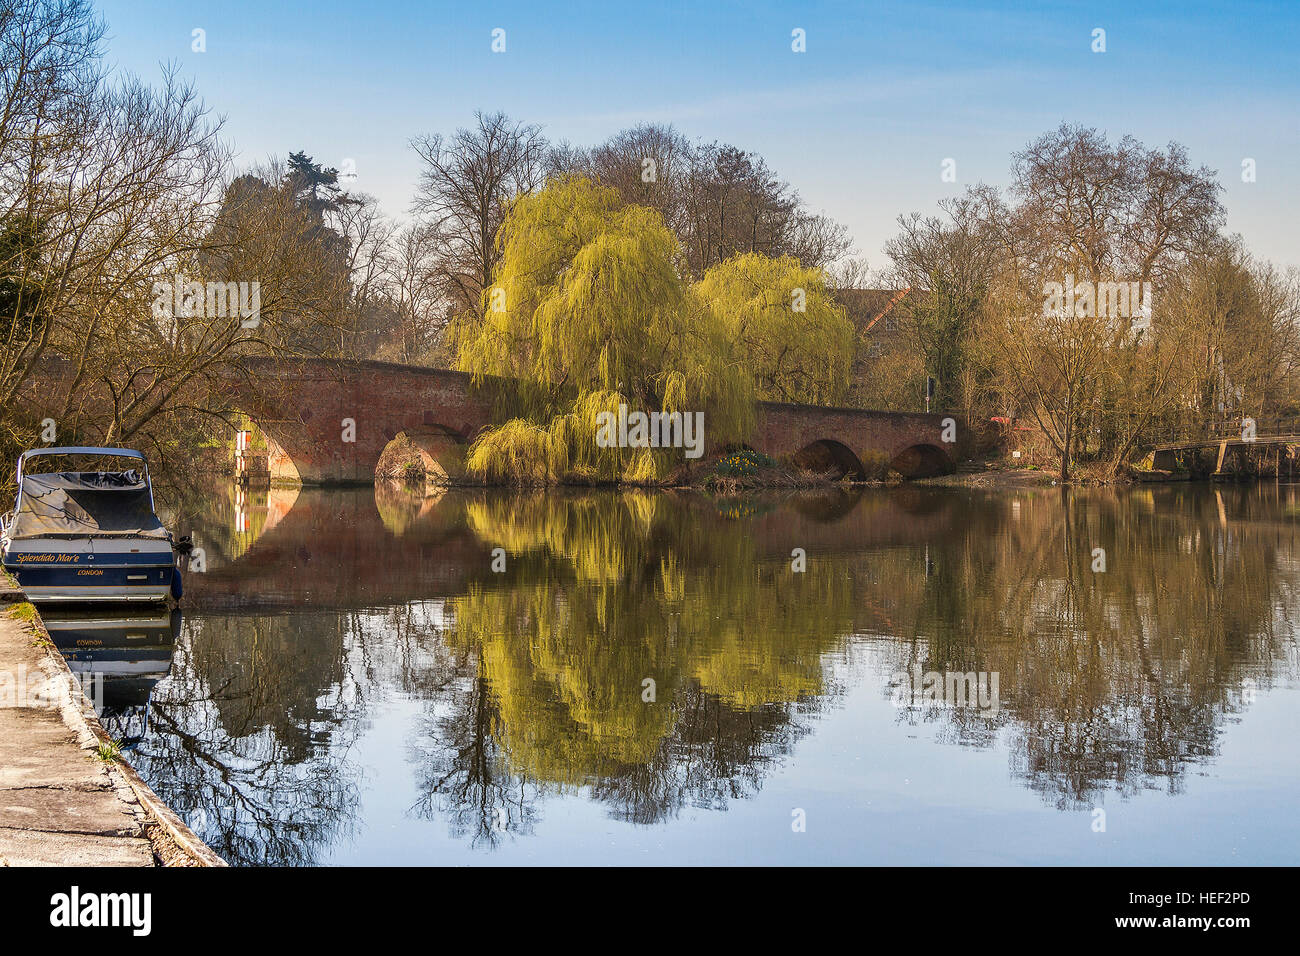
[{"left": 230, "top": 357, "right": 965, "bottom": 483}]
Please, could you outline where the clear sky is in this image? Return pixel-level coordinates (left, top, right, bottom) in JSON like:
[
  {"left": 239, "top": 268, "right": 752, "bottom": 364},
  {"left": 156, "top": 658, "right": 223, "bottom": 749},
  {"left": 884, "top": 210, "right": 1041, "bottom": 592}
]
[{"left": 97, "top": 0, "right": 1299, "bottom": 270}]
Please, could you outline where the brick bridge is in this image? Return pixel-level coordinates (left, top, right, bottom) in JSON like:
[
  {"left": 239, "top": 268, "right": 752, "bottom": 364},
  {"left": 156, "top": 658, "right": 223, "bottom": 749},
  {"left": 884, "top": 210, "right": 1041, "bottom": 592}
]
[{"left": 225, "top": 357, "right": 964, "bottom": 483}]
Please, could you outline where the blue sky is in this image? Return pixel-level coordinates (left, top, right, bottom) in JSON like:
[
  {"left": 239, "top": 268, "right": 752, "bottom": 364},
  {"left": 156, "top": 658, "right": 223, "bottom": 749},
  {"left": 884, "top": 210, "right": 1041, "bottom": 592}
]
[{"left": 98, "top": 0, "right": 1300, "bottom": 270}]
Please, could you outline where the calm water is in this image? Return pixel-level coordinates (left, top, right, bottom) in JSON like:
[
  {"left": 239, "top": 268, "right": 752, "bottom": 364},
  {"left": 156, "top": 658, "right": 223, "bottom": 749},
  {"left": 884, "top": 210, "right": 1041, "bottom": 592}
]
[{"left": 47, "top": 482, "right": 1300, "bottom": 865}]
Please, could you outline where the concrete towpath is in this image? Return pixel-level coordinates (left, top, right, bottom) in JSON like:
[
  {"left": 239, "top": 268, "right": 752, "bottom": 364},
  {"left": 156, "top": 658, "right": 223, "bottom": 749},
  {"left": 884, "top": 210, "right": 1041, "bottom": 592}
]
[{"left": 0, "top": 599, "right": 158, "bottom": 865}]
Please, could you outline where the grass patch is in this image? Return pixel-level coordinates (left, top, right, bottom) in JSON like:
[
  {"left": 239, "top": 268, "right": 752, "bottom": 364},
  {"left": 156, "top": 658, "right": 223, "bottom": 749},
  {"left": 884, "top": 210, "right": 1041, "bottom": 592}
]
[
  {"left": 7, "top": 601, "right": 37, "bottom": 623},
  {"left": 94, "top": 738, "right": 122, "bottom": 764}
]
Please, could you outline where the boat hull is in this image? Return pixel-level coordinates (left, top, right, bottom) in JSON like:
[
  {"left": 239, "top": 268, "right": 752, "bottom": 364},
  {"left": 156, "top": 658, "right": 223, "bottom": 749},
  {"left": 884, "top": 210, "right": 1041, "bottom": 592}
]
[{"left": 2, "top": 541, "right": 174, "bottom": 603}]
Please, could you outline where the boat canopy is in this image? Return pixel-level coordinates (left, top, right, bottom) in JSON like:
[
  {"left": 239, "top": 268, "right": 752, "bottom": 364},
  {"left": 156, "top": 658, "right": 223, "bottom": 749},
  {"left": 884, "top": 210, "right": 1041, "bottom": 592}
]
[
  {"left": 19, "top": 446, "right": 146, "bottom": 461},
  {"left": 16, "top": 446, "right": 147, "bottom": 482},
  {"left": 7, "top": 471, "right": 168, "bottom": 540}
]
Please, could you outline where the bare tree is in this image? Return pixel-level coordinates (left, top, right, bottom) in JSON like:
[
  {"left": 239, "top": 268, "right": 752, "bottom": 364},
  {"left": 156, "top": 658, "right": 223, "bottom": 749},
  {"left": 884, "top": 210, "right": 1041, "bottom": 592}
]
[
  {"left": 574, "top": 126, "right": 852, "bottom": 278},
  {"left": 1010, "top": 123, "right": 1223, "bottom": 285},
  {"left": 978, "top": 126, "right": 1228, "bottom": 477},
  {"left": 383, "top": 221, "right": 447, "bottom": 364},
  {"left": 2, "top": 52, "right": 231, "bottom": 447},
  {"left": 409, "top": 111, "right": 547, "bottom": 319},
  {"left": 331, "top": 190, "right": 394, "bottom": 355},
  {"left": 580, "top": 122, "right": 692, "bottom": 237},
  {"left": 1, "top": 0, "right": 106, "bottom": 416},
  {"left": 1166, "top": 239, "right": 1300, "bottom": 427},
  {"left": 0, "top": 3, "right": 386, "bottom": 456},
  {"left": 786, "top": 209, "right": 852, "bottom": 274},
  {"left": 884, "top": 188, "right": 1001, "bottom": 412},
  {"left": 199, "top": 160, "right": 349, "bottom": 357}
]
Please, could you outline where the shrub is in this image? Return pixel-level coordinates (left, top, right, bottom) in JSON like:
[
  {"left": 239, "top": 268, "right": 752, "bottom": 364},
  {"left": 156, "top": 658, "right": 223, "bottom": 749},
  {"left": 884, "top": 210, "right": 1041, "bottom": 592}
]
[{"left": 714, "top": 448, "right": 777, "bottom": 478}]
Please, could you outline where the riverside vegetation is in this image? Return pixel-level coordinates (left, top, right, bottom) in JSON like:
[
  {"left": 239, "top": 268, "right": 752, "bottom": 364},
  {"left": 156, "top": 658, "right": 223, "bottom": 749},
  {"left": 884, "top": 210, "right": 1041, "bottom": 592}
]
[{"left": 3, "top": 1, "right": 1296, "bottom": 489}]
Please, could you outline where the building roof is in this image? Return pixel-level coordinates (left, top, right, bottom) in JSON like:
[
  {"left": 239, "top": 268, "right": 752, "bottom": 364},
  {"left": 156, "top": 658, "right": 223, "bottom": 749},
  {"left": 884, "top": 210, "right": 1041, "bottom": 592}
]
[{"left": 835, "top": 288, "right": 912, "bottom": 335}]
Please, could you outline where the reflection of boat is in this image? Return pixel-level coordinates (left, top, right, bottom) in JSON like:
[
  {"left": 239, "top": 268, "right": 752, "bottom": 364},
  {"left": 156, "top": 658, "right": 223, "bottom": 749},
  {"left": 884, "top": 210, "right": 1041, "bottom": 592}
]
[
  {"left": 1, "top": 447, "right": 181, "bottom": 603},
  {"left": 42, "top": 607, "right": 180, "bottom": 744}
]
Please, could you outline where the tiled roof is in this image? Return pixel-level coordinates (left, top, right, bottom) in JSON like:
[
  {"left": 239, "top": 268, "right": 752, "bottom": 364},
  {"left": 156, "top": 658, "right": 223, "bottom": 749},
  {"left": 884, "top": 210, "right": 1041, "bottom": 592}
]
[{"left": 835, "top": 288, "right": 911, "bottom": 334}]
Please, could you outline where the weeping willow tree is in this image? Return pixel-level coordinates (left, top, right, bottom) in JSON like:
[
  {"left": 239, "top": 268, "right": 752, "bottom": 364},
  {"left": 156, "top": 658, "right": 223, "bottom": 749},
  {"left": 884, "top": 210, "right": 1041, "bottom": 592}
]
[
  {"left": 693, "top": 252, "right": 855, "bottom": 405},
  {"left": 457, "top": 176, "right": 755, "bottom": 484}
]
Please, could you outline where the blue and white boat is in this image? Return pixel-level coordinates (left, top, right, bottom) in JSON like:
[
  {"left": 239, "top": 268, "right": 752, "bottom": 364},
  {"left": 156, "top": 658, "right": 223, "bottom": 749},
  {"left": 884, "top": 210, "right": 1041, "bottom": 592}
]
[{"left": 1, "top": 447, "right": 181, "bottom": 603}]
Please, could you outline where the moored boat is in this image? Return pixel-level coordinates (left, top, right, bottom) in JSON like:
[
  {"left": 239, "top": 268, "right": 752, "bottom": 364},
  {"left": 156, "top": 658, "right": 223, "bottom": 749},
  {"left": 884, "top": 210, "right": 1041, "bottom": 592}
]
[{"left": 1, "top": 447, "right": 181, "bottom": 603}]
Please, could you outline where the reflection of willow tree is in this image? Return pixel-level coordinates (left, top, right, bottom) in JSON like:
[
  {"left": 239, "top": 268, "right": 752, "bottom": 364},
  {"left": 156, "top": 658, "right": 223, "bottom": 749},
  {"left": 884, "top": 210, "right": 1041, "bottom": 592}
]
[
  {"left": 130, "top": 613, "right": 365, "bottom": 865},
  {"left": 873, "top": 485, "right": 1298, "bottom": 810},
  {"left": 411, "top": 492, "right": 862, "bottom": 835}
]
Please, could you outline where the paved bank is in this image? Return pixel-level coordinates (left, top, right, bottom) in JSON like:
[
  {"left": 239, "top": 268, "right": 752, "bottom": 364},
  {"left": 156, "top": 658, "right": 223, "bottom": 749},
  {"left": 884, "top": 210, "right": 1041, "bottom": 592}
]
[{"left": 0, "top": 592, "right": 223, "bottom": 866}]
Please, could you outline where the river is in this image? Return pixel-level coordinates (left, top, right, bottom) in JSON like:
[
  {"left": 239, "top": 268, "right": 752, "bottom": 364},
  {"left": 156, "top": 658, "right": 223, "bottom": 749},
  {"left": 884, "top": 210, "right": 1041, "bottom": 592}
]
[{"left": 43, "top": 481, "right": 1300, "bottom": 865}]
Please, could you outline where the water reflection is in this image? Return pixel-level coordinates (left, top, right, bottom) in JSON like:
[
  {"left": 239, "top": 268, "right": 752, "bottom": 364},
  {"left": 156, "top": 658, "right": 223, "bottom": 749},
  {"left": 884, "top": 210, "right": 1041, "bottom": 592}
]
[
  {"left": 44, "top": 608, "right": 179, "bottom": 746},
  {"left": 137, "top": 612, "right": 363, "bottom": 866},
  {"left": 122, "top": 482, "right": 1300, "bottom": 864}
]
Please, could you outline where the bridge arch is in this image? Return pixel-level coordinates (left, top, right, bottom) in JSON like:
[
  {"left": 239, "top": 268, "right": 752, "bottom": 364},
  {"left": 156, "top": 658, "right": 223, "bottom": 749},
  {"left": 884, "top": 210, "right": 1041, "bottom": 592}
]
[
  {"left": 255, "top": 418, "right": 311, "bottom": 484},
  {"left": 789, "top": 439, "right": 867, "bottom": 479},
  {"left": 376, "top": 426, "right": 469, "bottom": 484},
  {"left": 751, "top": 401, "right": 962, "bottom": 483},
  {"left": 889, "top": 443, "right": 952, "bottom": 479},
  {"left": 219, "top": 359, "right": 498, "bottom": 485}
]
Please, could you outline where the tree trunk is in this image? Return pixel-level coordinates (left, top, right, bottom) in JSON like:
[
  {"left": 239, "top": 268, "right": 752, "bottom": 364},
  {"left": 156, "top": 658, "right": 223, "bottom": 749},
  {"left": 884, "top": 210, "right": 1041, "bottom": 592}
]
[{"left": 1060, "top": 415, "right": 1073, "bottom": 482}]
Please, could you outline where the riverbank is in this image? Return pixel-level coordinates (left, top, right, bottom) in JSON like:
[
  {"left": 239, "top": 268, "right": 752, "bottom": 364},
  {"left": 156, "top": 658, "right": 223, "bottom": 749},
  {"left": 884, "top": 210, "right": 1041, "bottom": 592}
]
[
  {"left": 915, "top": 461, "right": 1288, "bottom": 489},
  {"left": 225, "top": 449, "right": 1232, "bottom": 494},
  {"left": 0, "top": 586, "right": 223, "bottom": 867},
  {"left": 915, "top": 457, "right": 1199, "bottom": 489}
]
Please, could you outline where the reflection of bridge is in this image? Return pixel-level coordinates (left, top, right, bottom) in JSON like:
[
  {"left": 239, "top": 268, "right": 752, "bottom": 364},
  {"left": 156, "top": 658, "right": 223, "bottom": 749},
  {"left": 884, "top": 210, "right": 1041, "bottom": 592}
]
[
  {"left": 185, "top": 486, "right": 963, "bottom": 612},
  {"left": 228, "top": 358, "right": 966, "bottom": 484}
]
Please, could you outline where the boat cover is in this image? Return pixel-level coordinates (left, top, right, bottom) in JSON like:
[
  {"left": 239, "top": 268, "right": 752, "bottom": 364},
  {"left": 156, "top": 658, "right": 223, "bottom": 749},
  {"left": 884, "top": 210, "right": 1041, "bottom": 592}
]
[{"left": 5, "top": 472, "right": 168, "bottom": 540}]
